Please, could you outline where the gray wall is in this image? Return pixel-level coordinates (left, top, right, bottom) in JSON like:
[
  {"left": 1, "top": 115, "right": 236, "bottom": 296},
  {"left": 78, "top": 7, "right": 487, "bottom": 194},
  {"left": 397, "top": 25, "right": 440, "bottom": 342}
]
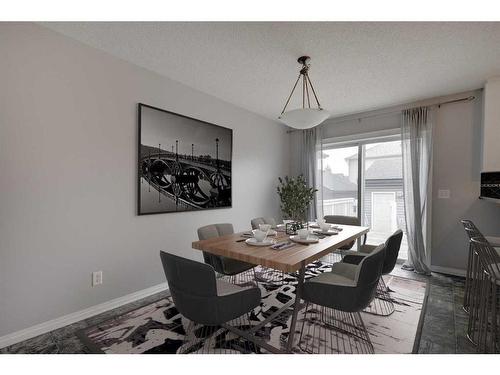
[
  {"left": 431, "top": 92, "right": 500, "bottom": 271},
  {"left": 0, "top": 23, "right": 288, "bottom": 336}
]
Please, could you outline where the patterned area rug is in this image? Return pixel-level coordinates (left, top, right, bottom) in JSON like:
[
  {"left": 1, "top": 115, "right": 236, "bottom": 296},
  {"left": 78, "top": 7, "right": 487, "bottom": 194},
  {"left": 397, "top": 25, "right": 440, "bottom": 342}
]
[{"left": 78, "top": 262, "right": 428, "bottom": 354}]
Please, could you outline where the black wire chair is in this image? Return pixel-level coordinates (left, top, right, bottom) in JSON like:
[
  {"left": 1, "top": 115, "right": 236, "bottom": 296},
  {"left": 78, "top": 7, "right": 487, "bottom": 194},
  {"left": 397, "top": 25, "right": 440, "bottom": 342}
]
[
  {"left": 468, "top": 238, "right": 500, "bottom": 353},
  {"left": 296, "top": 244, "right": 386, "bottom": 354}
]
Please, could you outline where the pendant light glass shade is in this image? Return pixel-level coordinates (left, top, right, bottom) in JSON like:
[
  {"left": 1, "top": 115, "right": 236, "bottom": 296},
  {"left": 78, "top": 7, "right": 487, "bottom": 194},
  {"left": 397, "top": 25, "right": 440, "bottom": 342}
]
[
  {"left": 278, "top": 56, "right": 329, "bottom": 129},
  {"left": 279, "top": 108, "right": 331, "bottom": 129}
]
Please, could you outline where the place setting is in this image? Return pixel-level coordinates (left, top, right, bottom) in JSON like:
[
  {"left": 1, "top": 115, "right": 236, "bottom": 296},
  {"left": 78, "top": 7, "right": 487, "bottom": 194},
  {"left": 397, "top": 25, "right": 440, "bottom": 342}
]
[
  {"left": 289, "top": 228, "right": 320, "bottom": 244},
  {"left": 243, "top": 223, "right": 299, "bottom": 250},
  {"left": 244, "top": 228, "right": 275, "bottom": 247},
  {"left": 310, "top": 218, "right": 342, "bottom": 236},
  {"left": 286, "top": 218, "right": 344, "bottom": 244}
]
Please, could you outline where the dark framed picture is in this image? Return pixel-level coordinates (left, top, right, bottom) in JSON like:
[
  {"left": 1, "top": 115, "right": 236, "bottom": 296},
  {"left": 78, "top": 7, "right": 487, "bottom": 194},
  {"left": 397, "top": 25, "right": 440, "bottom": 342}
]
[
  {"left": 480, "top": 171, "right": 500, "bottom": 200},
  {"left": 138, "top": 103, "right": 232, "bottom": 215}
]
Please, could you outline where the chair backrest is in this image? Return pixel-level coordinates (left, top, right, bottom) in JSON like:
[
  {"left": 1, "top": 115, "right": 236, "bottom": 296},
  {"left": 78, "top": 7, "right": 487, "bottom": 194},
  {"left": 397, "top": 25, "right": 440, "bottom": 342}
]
[
  {"left": 197, "top": 223, "right": 234, "bottom": 240},
  {"left": 355, "top": 243, "right": 386, "bottom": 287},
  {"left": 470, "top": 237, "right": 500, "bottom": 278},
  {"left": 461, "top": 219, "right": 484, "bottom": 240},
  {"left": 324, "top": 215, "right": 360, "bottom": 226},
  {"left": 382, "top": 229, "right": 403, "bottom": 275},
  {"left": 324, "top": 215, "right": 361, "bottom": 249},
  {"left": 347, "top": 243, "right": 386, "bottom": 311},
  {"left": 160, "top": 251, "right": 218, "bottom": 322},
  {"left": 197, "top": 223, "right": 234, "bottom": 273},
  {"left": 250, "top": 217, "right": 277, "bottom": 230},
  {"left": 160, "top": 251, "right": 217, "bottom": 297}
]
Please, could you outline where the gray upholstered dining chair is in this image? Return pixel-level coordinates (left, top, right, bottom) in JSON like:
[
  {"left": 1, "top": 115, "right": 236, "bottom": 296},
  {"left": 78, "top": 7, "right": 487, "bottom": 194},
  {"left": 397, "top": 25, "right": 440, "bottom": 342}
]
[
  {"left": 323, "top": 215, "right": 367, "bottom": 264},
  {"left": 323, "top": 215, "right": 367, "bottom": 249},
  {"left": 160, "top": 251, "right": 261, "bottom": 354},
  {"left": 197, "top": 223, "right": 256, "bottom": 285},
  {"left": 297, "top": 243, "right": 386, "bottom": 354},
  {"left": 250, "top": 217, "right": 278, "bottom": 230},
  {"left": 342, "top": 229, "right": 403, "bottom": 316}
]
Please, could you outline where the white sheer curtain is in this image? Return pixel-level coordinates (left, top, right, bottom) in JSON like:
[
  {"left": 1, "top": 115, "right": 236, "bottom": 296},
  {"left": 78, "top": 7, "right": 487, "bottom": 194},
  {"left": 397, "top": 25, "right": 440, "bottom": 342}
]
[
  {"left": 401, "top": 107, "right": 433, "bottom": 275},
  {"left": 292, "top": 127, "right": 324, "bottom": 221}
]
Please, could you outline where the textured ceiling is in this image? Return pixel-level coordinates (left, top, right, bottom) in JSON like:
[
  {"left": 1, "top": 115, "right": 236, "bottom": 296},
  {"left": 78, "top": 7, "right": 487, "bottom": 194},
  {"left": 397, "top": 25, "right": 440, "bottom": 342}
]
[{"left": 41, "top": 22, "right": 500, "bottom": 120}]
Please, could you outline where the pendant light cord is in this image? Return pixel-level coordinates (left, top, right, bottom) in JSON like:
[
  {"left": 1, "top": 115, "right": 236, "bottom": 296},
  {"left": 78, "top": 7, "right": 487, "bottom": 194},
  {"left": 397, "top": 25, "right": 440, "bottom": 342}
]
[
  {"left": 305, "top": 73, "right": 322, "bottom": 109},
  {"left": 280, "top": 72, "right": 302, "bottom": 117},
  {"left": 279, "top": 57, "right": 323, "bottom": 117}
]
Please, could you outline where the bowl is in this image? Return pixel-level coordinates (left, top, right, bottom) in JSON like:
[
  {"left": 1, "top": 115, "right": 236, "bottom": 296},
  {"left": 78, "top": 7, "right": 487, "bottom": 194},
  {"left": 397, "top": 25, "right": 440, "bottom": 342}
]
[
  {"left": 252, "top": 229, "right": 267, "bottom": 242},
  {"left": 297, "top": 228, "right": 309, "bottom": 240},
  {"left": 319, "top": 223, "right": 331, "bottom": 232}
]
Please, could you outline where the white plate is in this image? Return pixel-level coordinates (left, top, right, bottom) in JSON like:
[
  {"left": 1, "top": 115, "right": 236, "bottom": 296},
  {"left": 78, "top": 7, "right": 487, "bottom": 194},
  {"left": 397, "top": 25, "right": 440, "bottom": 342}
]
[
  {"left": 267, "top": 229, "right": 278, "bottom": 236},
  {"left": 245, "top": 238, "right": 274, "bottom": 247},
  {"left": 290, "top": 235, "right": 320, "bottom": 244}
]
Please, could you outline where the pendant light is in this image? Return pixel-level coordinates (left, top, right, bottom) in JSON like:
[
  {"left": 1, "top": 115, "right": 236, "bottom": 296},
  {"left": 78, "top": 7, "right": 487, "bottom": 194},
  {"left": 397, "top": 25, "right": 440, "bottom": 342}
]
[{"left": 278, "top": 56, "right": 330, "bottom": 129}]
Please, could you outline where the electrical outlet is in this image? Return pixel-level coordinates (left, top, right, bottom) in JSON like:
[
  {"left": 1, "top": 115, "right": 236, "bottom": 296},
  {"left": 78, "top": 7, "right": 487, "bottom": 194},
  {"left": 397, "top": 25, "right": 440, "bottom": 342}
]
[
  {"left": 438, "top": 189, "right": 451, "bottom": 199},
  {"left": 92, "top": 271, "right": 103, "bottom": 287}
]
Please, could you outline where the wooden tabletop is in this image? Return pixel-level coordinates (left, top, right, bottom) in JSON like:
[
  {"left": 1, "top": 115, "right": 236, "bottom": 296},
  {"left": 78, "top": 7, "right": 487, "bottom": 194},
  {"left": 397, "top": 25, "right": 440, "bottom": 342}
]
[{"left": 192, "top": 224, "right": 370, "bottom": 273}]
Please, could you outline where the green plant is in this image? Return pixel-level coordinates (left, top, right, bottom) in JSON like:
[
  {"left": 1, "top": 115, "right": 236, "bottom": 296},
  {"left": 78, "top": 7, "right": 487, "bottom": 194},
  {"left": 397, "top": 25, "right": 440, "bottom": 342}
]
[{"left": 276, "top": 175, "right": 317, "bottom": 222}]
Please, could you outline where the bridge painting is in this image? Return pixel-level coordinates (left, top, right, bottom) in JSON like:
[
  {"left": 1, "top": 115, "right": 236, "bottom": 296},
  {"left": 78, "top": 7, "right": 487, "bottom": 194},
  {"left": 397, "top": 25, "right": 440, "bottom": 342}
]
[{"left": 138, "top": 104, "right": 232, "bottom": 215}]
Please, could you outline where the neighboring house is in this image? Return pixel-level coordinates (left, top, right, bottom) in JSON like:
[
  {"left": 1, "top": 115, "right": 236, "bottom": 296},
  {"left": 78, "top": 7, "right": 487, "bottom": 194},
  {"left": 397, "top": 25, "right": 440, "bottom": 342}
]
[{"left": 321, "top": 166, "right": 358, "bottom": 216}]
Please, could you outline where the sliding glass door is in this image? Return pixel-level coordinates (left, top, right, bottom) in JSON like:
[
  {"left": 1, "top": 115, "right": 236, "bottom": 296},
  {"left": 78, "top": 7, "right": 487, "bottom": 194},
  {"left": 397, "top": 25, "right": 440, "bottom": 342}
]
[{"left": 321, "top": 136, "right": 408, "bottom": 260}]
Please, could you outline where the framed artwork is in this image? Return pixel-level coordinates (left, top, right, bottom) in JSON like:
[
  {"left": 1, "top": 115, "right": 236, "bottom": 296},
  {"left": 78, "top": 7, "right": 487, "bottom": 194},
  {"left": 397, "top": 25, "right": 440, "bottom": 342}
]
[
  {"left": 138, "top": 103, "right": 232, "bottom": 215},
  {"left": 480, "top": 171, "right": 500, "bottom": 200}
]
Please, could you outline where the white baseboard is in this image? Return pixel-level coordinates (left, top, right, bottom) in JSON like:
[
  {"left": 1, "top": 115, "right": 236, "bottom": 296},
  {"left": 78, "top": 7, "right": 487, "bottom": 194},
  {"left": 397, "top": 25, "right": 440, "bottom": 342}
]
[
  {"left": 0, "top": 282, "right": 168, "bottom": 349},
  {"left": 431, "top": 265, "right": 466, "bottom": 277}
]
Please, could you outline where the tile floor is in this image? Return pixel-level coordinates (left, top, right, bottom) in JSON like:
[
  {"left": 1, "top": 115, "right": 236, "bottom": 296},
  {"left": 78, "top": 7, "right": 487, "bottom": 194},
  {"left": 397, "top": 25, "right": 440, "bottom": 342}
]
[{"left": 0, "top": 266, "right": 477, "bottom": 354}]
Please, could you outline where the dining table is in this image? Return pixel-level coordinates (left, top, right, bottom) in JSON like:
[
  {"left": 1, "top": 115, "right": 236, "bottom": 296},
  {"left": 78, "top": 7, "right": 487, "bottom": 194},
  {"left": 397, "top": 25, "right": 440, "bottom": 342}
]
[{"left": 191, "top": 223, "right": 369, "bottom": 354}]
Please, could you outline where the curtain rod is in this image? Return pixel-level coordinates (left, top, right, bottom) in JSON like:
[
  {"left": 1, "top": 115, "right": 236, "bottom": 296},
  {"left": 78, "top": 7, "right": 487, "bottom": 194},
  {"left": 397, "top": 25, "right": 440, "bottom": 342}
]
[
  {"left": 286, "top": 94, "right": 476, "bottom": 133},
  {"left": 437, "top": 95, "right": 476, "bottom": 108},
  {"left": 351, "top": 95, "right": 476, "bottom": 124}
]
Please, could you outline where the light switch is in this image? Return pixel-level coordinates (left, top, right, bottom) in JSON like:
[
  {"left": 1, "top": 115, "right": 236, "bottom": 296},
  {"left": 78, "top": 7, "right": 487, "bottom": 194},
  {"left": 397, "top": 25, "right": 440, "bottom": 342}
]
[{"left": 438, "top": 189, "right": 451, "bottom": 199}]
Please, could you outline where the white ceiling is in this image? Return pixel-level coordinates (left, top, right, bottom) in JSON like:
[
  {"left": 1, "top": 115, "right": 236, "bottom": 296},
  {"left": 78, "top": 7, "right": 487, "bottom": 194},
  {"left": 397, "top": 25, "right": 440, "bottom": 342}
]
[{"left": 41, "top": 22, "right": 500, "bottom": 120}]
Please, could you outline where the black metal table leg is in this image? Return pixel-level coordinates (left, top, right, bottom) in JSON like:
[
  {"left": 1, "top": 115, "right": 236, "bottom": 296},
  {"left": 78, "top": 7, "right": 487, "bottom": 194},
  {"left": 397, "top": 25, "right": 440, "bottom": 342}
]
[{"left": 286, "top": 262, "right": 306, "bottom": 353}]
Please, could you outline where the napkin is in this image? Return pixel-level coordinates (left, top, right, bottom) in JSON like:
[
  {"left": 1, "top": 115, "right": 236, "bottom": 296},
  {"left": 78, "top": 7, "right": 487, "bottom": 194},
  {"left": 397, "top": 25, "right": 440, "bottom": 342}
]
[{"left": 271, "top": 241, "right": 296, "bottom": 250}]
